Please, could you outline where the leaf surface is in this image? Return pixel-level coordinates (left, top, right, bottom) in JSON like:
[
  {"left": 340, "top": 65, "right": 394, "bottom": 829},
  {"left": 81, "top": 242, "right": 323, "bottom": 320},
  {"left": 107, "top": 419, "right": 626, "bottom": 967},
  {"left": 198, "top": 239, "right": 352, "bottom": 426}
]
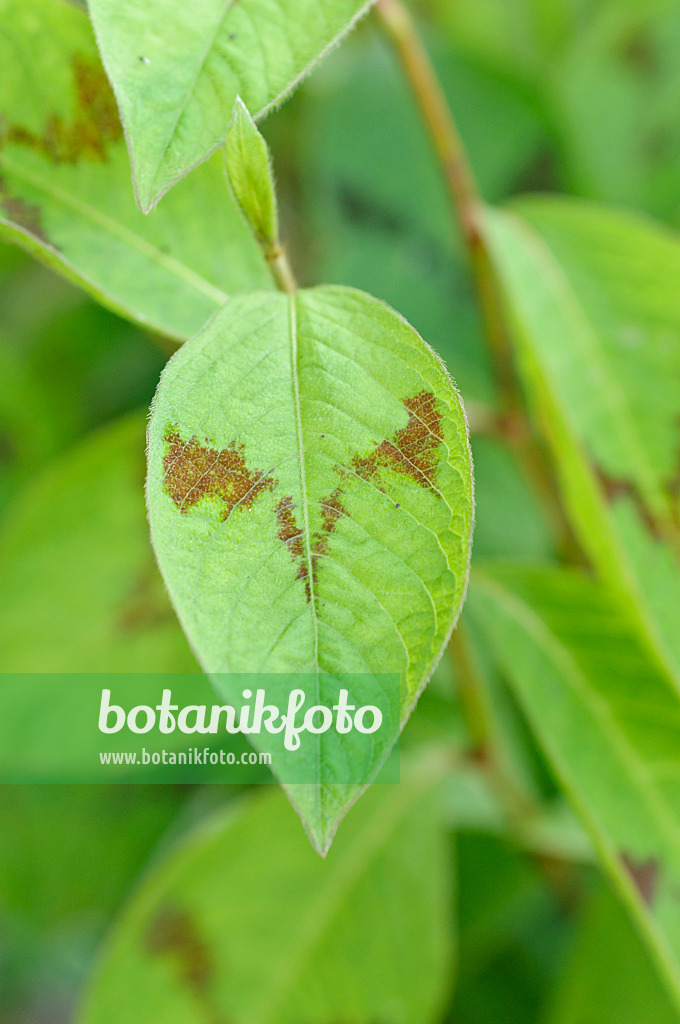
[
  {"left": 147, "top": 285, "right": 473, "bottom": 847},
  {"left": 77, "top": 749, "right": 453, "bottom": 1024},
  {"left": 548, "top": 885, "right": 678, "bottom": 1024},
  {"left": 469, "top": 564, "right": 680, "bottom": 1011},
  {"left": 88, "top": 0, "right": 373, "bottom": 210},
  {"left": 0, "top": 0, "right": 269, "bottom": 339},
  {"left": 0, "top": 414, "right": 197, "bottom": 672},
  {"left": 484, "top": 198, "right": 680, "bottom": 688}
]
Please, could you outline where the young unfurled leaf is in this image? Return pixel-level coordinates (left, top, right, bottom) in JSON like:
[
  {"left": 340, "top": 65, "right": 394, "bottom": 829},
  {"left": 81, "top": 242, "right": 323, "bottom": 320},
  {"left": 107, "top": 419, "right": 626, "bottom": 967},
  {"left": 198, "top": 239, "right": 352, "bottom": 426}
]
[
  {"left": 77, "top": 749, "right": 453, "bottom": 1024},
  {"left": 470, "top": 564, "right": 680, "bottom": 1012},
  {"left": 88, "top": 0, "right": 374, "bottom": 211},
  {"left": 483, "top": 198, "right": 680, "bottom": 690},
  {"left": 147, "top": 285, "right": 473, "bottom": 848},
  {"left": 0, "top": 0, "right": 269, "bottom": 340},
  {"left": 226, "top": 98, "right": 279, "bottom": 253}
]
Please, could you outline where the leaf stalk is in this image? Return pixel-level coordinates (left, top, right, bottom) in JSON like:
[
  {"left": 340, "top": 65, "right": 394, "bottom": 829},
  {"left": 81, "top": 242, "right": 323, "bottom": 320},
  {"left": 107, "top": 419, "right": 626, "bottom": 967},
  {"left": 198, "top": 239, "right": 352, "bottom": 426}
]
[{"left": 266, "top": 242, "right": 297, "bottom": 295}]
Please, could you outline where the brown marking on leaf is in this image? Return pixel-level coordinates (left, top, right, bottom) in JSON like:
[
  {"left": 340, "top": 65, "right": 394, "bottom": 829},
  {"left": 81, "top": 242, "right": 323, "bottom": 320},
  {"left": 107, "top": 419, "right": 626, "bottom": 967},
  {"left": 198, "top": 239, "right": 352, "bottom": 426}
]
[
  {"left": 276, "top": 496, "right": 305, "bottom": 560},
  {"left": 620, "top": 32, "right": 658, "bottom": 75},
  {"left": 1, "top": 54, "right": 122, "bottom": 164},
  {"left": 274, "top": 392, "right": 442, "bottom": 603},
  {"left": 276, "top": 495, "right": 309, "bottom": 593},
  {"left": 307, "top": 486, "right": 348, "bottom": 600},
  {"left": 163, "top": 425, "right": 274, "bottom": 521},
  {"left": 622, "top": 853, "right": 660, "bottom": 906},
  {"left": 315, "top": 487, "right": 346, "bottom": 561},
  {"left": 276, "top": 486, "right": 347, "bottom": 603},
  {"left": 596, "top": 468, "right": 667, "bottom": 543},
  {"left": 146, "top": 905, "right": 230, "bottom": 1024},
  {"left": 146, "top": 904, "right": 215, "bottom": 993},
  {"left": 72, "top": 54, "right": 122, "bottom": 143},
  {"left": 353, "top": 390, "right": 443, "bottom": 492},
  {"left": 0, "top": 174, "right": 48, "bottom": 241}
]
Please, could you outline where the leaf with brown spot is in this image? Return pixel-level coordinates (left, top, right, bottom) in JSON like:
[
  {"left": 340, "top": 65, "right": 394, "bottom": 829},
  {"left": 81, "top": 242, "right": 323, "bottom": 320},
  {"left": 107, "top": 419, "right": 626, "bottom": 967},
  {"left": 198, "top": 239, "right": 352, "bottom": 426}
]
[
  {"left": 484, "top": 199, "right": 680, "bottom": 692},
  {"left": 146, "top": 904, "right": 216, "bottom": 994},
  {"left": 0, "top": 0, "right": 269, "bottom": 339},
  {"left": 147, "top": 285, "right": 473, "bottom": 850},
  {"left": 3, "top": 54, "right": 123, "bottom": 165},
  {"left": 353, "top": 390, "right": 444, "bottom": 492},
  {"left": 470, "top": 565, "right": 680, "bottom": 1010},
  {"left": 0, "top": 175, "right": 47, "bottom": 242},
  {"left": 76, "top": 753, "right": 453, "bottom": 1024},
  {"left": 163, "top": 426, "right": 275, "bottom": 521},
  {"left": 622, "top": 854, "right": 661, "bottom": 907}
]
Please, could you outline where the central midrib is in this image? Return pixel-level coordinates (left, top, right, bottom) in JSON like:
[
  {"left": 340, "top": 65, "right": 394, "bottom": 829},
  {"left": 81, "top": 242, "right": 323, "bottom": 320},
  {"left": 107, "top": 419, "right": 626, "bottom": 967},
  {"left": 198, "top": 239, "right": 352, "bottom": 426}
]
[{"left": 287, "top": 292, "right": 322, "bottom": 799}]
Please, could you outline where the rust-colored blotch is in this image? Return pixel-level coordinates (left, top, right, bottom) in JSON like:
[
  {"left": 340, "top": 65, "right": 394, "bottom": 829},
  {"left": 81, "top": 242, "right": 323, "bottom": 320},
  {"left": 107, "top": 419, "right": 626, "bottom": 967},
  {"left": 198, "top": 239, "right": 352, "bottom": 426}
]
[
  {"left": 0, "top": 177, "right": 47, "bottom": 240},
  {"left": 163, "top": 425, "right": 274, "bottom": 521},
  {"left": 275, "top": 487, "right": 347, "bottom": 603},
  {"left": 353, "top": 390, "right": 443, "bottom": 490},
  {"left": 3, "top": 53, "right": 122, "bottom": 165},
  {"left": 621, "top": 852, "right": 660, "bottom": 907},
  {"left": 145, "top": 904, "right": 215, "bottom": 996}
]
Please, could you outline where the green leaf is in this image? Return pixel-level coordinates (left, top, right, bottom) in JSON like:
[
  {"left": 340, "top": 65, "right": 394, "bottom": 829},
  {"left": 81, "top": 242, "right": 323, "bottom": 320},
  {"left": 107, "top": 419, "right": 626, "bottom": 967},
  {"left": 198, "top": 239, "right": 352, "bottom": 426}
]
[
  {"left": 548, "top": 885, "right": 678, "bottom": 1024},
  {"left": 0, "top": 786, "right": 183, "bottom": 931},
  {"left": 552, "top": 6, "right": 680, "bottom": 223},
  {"left": 423, "top": 0, "right": 569, "bottom": 87},
  {"left": 468, "top": 564, "right": 680, "bottom": 1012},
  {"left": 0, "top": 413, "right": 197, "bottom": 672},
  {"left": 0, "top": 0, "right": 269, "bottom": 340},
  {"left": 226, "top": 98, "right": 279, "bottom": 252},
  {"left": 452, "top": 830, "right": 562, "bottom": 1023},
  {"left": 147, "top": 285, "right": 473, "bottom": 848},
  {"left": 471, "top": 436, "right": 555, "bottom": 562},
  {"left": 88, "top": 0, "right": 373, "bottom": 212},
  {"left": 483, "top": 198, "right": 680, "bottom": 689},
  {"left": 76, "top": 748, "right": 454, "bottom": 1024}
]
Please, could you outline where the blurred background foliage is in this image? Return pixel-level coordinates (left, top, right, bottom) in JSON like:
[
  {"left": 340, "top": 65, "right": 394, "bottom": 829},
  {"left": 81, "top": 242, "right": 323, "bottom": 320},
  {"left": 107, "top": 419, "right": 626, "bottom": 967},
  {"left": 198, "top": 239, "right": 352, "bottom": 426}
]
[{"left": 1, "top": 0, "right": 680, "bottom": 1021}]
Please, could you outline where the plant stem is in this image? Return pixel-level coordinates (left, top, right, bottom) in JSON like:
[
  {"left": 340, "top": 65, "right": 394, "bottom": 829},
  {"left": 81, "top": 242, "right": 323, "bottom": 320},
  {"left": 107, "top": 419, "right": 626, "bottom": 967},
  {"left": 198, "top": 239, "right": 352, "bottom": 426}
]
[
  {"left": 375, "top": 0, "right": 481, "bottom": 247},
  {"left": 449, "top": 625, "right": 537, "bottom": 826},
  {"left": 375, "top": 0, "right": 578, "bottom": 558},
  {"left": 266, "top": 242, "right": 297, "bottom": 295}
]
